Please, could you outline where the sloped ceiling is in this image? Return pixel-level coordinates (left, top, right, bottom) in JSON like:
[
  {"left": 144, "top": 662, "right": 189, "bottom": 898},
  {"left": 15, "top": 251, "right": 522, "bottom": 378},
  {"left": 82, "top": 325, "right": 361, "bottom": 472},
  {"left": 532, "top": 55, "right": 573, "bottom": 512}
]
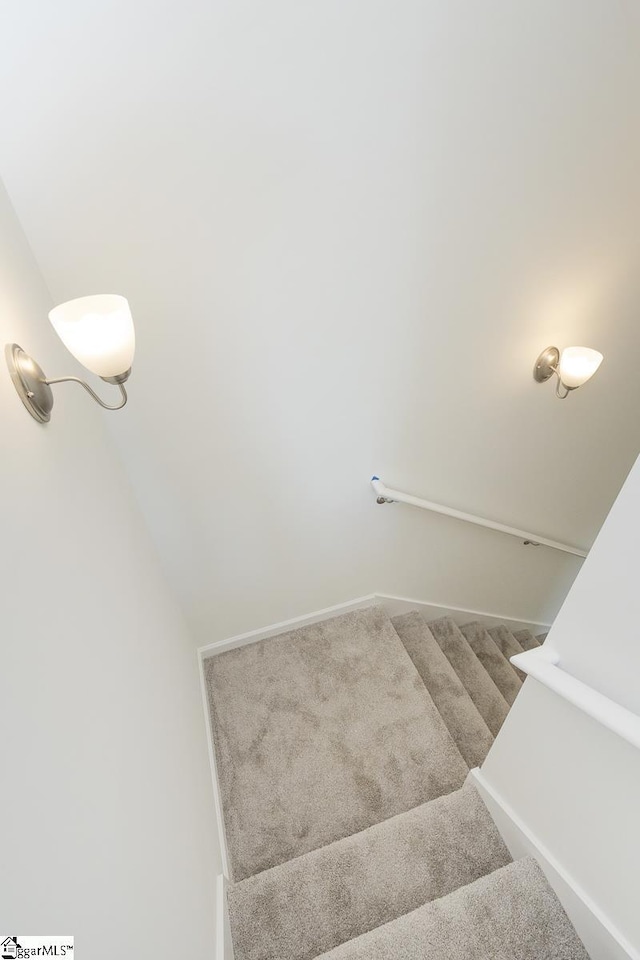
[{"left": 1, "top": 0, "right": 640, "bottom": 640}]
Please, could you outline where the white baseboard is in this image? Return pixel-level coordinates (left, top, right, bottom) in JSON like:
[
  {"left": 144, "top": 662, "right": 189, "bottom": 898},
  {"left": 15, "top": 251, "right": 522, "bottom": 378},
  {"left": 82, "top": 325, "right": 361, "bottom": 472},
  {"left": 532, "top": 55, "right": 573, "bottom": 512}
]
[
  {"left": 198, "top": 594, "right": 379, "bottom": 657},
  {"left": 199, "top": 651, "right": 231, "bottom": 878},
  {"left": 469, "top": 768, "right": 639, "bottom": 960},
  {"left": 216, "top": 873, "right": 234, "bottom": 960},
  {"left": 375, "top": 593, "right": 550, "bottom": 635},
  {"left": 198, "top": 593, "right": 550, "bottom": 659}
]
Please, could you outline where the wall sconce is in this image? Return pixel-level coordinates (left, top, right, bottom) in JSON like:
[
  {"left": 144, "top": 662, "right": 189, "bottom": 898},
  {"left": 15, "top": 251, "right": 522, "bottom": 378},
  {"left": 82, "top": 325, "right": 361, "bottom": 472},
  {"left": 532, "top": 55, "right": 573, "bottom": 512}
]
[
  {"left": 5, "top": 294, "right": 135, "bottom": 423},
  {"left": 533, "top": 345, "right": 603, "bottom": 399}
]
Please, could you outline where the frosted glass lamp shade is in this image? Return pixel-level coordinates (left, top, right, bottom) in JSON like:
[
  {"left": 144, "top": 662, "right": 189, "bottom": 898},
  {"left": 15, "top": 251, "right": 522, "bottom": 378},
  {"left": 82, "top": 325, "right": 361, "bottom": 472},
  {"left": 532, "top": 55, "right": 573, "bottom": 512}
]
[
  {"left": 49, "top": 294, "right": 135, "bottom": 379},
  {"left": 558, "top": 346, "right": 603, "bottom": 389}
]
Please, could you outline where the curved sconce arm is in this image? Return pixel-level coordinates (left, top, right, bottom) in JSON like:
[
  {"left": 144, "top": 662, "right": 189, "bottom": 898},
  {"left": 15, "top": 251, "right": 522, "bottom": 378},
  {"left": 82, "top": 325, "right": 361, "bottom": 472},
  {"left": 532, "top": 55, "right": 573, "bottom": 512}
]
[
  {"left": 44, "top": 375, "right": 128, "bottom": 411},
  {"left": 5, "top": 342, "right": 131, "bottom": 423}
]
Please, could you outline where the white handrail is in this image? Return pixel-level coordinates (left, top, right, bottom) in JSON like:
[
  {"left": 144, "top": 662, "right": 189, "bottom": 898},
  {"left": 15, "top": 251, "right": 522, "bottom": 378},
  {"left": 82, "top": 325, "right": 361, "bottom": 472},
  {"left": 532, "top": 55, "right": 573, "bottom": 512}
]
[
  {"left": 511, "top": 647, "right": 640, "bottom": 750},
  {"left": 370, "top": 476, "right": 588, "bottom": 559}
]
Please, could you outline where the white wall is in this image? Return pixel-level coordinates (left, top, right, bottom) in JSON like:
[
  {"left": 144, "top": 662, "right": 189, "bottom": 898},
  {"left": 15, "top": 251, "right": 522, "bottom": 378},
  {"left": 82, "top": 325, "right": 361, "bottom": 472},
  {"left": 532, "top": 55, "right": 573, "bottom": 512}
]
[
  {"left": 482, "top": 454, "right": 640, "bottom": 952},
  {"left": 537, "top": 455, "right": 640, "bottom": 713},
  {"left": 0, "top": 183, "right": 219, "bottom": 955},
  {"left": 2, "top": 1, "right": 640, "bottom": 643}
]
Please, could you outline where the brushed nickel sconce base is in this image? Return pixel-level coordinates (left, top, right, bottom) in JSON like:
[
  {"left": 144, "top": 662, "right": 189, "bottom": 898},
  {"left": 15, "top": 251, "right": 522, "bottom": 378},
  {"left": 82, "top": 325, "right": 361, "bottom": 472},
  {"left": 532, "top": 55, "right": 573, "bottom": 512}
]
[
  {"left": 6, "top": 342, "right": 130, "bottom": 421},
  {"left": 533, "top": 345, "right": 560, "bottom": 383},
  {"left": 6, "top": 343, "right": 54, "bottom": 423}
]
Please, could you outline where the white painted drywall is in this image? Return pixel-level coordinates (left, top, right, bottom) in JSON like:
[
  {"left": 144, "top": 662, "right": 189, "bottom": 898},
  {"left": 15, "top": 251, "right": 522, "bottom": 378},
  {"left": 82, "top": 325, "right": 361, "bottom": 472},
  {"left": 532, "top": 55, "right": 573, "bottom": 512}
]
[
  {"left": 0, "top": 183, "right": 219, "bottom": 955},
  {"left": 1, "top": 1, "right": 640, "bottom": 643},
  {"left": 540, "top": 453, "right": 640, "bottom": 713},
  {"left": 482, "top": 454, "right": 640, "bottom": 952}
]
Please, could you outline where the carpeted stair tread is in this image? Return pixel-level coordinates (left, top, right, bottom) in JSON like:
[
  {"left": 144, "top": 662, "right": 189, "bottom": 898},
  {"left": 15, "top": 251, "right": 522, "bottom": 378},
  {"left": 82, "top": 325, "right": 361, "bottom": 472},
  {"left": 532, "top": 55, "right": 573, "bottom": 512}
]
[
  {"left": 536, "top": 632, "right": 548, "bottom": 644},
  {"left": 427, "top": 617, "right": 510, "bottom": 737},
  {"left": 205, "top": 605, "right": 468, "bottom": 881},
  {"left": 315, "top": 857, "right": 589, "bottom": 960},
  {"left": 487, "top": 625, "right": 527, "bottom": 681},
  {"left": 392, "top": 613, "right": 494, "bottom": 768},
  {"left": 459, "top": 622, "right": 522, "bottom": 706},
  {"left": 227, "top": 782, "right": 512, "bottom": 960},
  {"left": 512, "top": 629, "right": 540, "bottom": 651}
]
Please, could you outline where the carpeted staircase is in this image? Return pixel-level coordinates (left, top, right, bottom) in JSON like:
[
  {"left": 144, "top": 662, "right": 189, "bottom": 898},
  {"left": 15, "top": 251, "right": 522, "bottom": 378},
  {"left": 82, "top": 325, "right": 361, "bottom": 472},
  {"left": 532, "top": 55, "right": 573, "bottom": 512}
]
[{"left": 204, "top": 606, "right": 588, "bottom": 959}]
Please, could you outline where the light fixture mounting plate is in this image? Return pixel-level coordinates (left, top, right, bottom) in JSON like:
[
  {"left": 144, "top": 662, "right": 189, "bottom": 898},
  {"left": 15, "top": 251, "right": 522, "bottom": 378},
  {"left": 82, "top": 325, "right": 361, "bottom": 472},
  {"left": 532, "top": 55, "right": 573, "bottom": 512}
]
[
  {"left": 533, "top": 345, "right": 560, "bottom": 383},
  {"left": 5, "top": 343, "right": 54, "bottom": 423}
]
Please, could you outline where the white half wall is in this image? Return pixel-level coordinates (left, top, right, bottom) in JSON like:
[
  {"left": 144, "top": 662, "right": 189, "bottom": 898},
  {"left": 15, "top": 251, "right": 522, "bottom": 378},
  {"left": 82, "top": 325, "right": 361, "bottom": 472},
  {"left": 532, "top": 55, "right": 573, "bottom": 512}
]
[
  {"left": 481, "top": 454, "right": 640, "bottom": 954},
  {"left": 0, "top": 182, "right": 220, "bottom": 955},
  {"left": 470, "top": 767, "right": 638, "bottom": 960},
  {"left": 539, "top": 454, "right": 640, "bottom": 713}
]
